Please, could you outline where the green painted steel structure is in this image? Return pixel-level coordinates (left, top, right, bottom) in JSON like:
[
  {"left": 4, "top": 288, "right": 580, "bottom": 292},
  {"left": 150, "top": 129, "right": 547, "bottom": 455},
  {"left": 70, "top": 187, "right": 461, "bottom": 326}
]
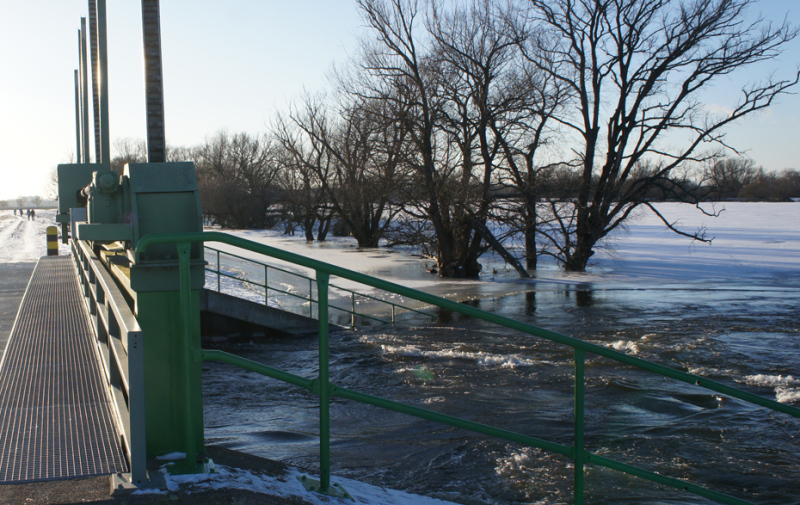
[{"left": 136, "top": 231, "right": 800, "bottom": 505}]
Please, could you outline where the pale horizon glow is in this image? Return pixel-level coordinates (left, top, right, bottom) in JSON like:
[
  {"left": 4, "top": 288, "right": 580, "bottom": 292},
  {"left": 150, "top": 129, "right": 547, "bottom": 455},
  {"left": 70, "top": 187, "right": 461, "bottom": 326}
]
[{"left": 0, "top": 1, "right": 798, "bottom": 201}]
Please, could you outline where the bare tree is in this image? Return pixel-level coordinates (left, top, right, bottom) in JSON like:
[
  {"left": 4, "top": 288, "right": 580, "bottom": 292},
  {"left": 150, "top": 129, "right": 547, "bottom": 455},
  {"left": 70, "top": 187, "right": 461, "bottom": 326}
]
[
  {"left": 524, "top": 0, "right": 799, "bottom": 271},
  {"left": 738, "top": 168, "right": 800, "bottom": 201},
  {"left": 111, "top": 137, "right": 147, "bottom": 172},
  {"left": 701, "top": 157, "right": 758, "bottom": 200},
  {"left": 275, "top": 93, "right": 408, "bottom": 247},
  {"left": 47, "top": 167, "right": 60, "bottom": 200},
  {"left": 357, "top": 0, "right": 525, "bottom": 276},
  {"left": 356, "top": 0, "right": 471, "bottom": 273},
  {"left": 195, "top": 131, "right": 281, "bottom": 229},
  {"left": 434, "top": 0, "right": 575, "bottom": 270}
]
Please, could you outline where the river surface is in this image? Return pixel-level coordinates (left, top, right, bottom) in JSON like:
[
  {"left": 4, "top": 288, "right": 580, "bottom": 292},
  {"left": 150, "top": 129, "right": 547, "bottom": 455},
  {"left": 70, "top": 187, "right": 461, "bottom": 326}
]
[{"left": 201, "top": 250, "right": 800, "bottom": 505}]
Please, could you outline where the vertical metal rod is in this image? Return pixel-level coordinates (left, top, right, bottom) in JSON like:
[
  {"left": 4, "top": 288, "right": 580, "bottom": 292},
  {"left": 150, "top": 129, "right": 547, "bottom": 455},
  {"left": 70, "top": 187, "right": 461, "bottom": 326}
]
[
  {"left": 309, "top": 278, "right": 314, "bottom": 318},
  {"left": 74, "top": 70, "right": 82, "bottom": 164},
  {"left": 316, "top": 272, "right": 331, "bottom": 492},
  {"left": 351, "top": 293, "right": 355, "bottom": 328},
  {"left": 88, "top": 0, "right": 101, "bottom": 160},
  {"left": 216, "top": 250, "right": 221, "bottom": 292},
  {"left": 80, "top": 18, "right": 90, "bottom": 163},
  {"left": 264, "top": 265, "right": 268, "bottom": 304},
  {"left": 392, "top": 304, "right": 396, "bottom": 323},
  {"left": 97, "top": 0, "right": 110, "bottom": 166},
  {"left": 178, "top": 243, "right": 197, "bottom": 470},
  {"left": 141, "top": 0, "right": 166, "bottom": 162},
  {"left": 574, "top": 349, "right": 586, "bottom": 505}
]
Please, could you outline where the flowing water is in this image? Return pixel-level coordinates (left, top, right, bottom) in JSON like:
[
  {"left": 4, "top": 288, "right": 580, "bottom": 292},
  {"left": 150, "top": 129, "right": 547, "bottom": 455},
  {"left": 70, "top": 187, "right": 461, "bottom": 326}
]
[{"left": 201, "top": 253, "right": 800, "bottom": 505}]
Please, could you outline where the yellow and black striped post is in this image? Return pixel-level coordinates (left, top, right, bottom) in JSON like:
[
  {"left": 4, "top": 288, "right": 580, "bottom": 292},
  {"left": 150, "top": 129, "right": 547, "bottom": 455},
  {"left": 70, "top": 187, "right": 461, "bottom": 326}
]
[{"left": 46, "top": 226, "right": 59, "bottom": 256}]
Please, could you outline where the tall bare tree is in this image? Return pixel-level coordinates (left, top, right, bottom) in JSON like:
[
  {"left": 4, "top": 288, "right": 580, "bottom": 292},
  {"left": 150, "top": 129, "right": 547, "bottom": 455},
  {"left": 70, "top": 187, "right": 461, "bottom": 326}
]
[
  {"left": 356, "top": 0, "right": 472, "bottom": 273},
  {"left": 272, "top": 116, "right": 336, "bottom": 241},
  {"left": 274, "top": 94, "right": 408, "bottom": 247},
  {"left": 195, "top": 131, "right": 280, "bottom": 229},
  {"left": 357, "top": 0, "right": 529, "bottom": 276},
  {"left": 525, "top": 0, "right": 798, "bottom": 271}
]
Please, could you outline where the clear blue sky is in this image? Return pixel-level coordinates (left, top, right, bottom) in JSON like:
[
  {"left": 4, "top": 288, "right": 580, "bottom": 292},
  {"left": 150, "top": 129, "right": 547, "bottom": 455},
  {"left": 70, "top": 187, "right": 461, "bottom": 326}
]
[{"left": 0, "top": 1, "right": 797, "bottom": 201}]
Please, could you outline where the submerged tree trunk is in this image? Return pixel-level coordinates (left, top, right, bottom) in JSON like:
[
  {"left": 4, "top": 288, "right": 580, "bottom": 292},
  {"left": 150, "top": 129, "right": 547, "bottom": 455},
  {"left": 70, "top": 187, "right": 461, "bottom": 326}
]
[{"left": 523, "top": 195, "right": 537, "bottom": 270}]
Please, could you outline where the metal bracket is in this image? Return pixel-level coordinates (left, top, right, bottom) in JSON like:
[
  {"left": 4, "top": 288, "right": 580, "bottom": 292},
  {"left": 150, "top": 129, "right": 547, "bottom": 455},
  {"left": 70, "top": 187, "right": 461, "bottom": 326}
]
[
  {"left": 109, "top": 470, "right": 167, "bottom": 497},
  {"left": 298, "top": 475, "right": 353, "bottom": 500},
  {"left": 166, "top": 458, "right": 217, "bottom": 476}
]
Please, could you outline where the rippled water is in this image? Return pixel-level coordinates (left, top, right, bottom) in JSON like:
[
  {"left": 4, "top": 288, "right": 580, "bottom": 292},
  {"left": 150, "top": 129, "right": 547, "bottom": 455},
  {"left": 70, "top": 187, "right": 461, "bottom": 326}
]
[{"left": 201, "top": 275, "right": 800, "bottom": 505}]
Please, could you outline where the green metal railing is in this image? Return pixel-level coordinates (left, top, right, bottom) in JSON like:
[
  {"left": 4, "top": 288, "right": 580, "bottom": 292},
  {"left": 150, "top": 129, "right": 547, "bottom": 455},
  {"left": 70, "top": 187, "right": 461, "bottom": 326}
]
[
  {"left": 138, "top": 231, "right": 800, "bottom": 505},
  {"left": 204, "top": 245, "right": 434, "bottom": 326}
]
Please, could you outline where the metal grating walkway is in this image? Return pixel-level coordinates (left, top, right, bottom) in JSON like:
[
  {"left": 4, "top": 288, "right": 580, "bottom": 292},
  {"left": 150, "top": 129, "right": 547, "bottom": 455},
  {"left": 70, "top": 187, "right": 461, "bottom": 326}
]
[{"left": 0, "top": 256, "right": 127, "bottom": 483}]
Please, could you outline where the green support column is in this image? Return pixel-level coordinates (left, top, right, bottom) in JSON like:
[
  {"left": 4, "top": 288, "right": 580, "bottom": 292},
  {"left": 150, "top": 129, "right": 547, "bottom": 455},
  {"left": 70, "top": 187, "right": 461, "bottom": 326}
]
[{"left": 135, "top": 289, "right": 204, "bottom": 458}]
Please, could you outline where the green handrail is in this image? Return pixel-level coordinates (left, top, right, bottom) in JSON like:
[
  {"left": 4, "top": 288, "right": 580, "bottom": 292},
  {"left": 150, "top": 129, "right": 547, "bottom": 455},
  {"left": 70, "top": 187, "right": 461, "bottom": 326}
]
[
  {"left": 204, "top": 245, "right": 435, "bottom": 326},
  {"left": 137, "top": 231, "right": 799, "bottom": 505}
]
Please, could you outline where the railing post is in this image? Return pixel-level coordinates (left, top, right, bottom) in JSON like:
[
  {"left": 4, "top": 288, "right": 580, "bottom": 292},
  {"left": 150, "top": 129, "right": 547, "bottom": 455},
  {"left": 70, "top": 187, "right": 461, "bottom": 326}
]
[
  {"left": 316, "top": 272, "right": 331, "bottom": 492},
  {"left": 309, "top": 278, "right": 314, "bottom": 318},
  {"left": 351, "top": 292, "right": 356, "bottom": 328},
  {"left": 574, "top": 349, "right": 586, "bottom": 505},
  {"left": 216, "top": 249, "right": 221, "bottom": 292},
  {"left": 265, "top": 264, "right": 268, "bottom": 304},
  {"left": 177, "top": 242, "right": 197, "bottom": 470}
]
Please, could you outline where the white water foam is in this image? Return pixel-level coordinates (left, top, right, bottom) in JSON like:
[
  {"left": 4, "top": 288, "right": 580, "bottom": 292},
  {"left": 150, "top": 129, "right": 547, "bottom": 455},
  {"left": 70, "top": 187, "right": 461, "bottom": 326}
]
[
  {"left": 741, "top": 374, "right": 800, "bottom": 404},
  {"left": 776, "top": 388, "right": 800, "bottom": 404},
  {"left": 609, "top": 340, "right": 640, "bottom": 355},
  {"left": 374, "top": 341, "right": 538, "bottom": 369}
]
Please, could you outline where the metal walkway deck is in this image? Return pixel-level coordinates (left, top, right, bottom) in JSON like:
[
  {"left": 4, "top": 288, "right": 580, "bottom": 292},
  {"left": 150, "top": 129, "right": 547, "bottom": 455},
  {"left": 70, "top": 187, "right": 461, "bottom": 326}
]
[{"left": 0, "top": 256, "right": 127, "bottom": 483}]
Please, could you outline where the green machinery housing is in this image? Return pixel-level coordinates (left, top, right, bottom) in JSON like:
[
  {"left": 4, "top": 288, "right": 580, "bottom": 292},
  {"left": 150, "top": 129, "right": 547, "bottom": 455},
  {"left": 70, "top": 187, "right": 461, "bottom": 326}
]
[{"left": 57, "top": 161, "right": 206, "bottom": 464}]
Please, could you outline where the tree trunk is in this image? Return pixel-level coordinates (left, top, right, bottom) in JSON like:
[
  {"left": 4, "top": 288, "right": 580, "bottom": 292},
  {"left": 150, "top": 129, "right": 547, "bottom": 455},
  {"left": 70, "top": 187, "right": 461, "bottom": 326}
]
[
  {"left": 303, "top": 215, "right": 315, "bottom": 241},
  {"left": 523, "top": 195, "right": 537, "bottom": 270},
  {"left": 317, "top": 215, "right": 332, "bottom": 241},
  {"left": 564, "top": 235, "right": 595, "bottom": 272}
]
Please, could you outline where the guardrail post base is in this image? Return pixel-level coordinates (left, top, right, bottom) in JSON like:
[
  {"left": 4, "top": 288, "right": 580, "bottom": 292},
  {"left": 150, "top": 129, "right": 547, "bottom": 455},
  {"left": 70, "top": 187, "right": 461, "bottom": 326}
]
[
  {"left": 109, "top": 473, "right": 138, "bottom": 496},
  {"left": 109, "top": 470, "right": 167, "bottom": 496},
  {"left": 298, "top": 475, "right": 352, "bottom": 500},
  {"left": 166, "top": 458, "right": 217, "bottom": 476}
]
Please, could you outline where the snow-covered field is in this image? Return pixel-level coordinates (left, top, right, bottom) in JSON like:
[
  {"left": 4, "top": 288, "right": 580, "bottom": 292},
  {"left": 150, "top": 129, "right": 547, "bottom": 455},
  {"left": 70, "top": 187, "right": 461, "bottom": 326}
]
[
  {"left": 208, "top": 202, "right": 800, "bottom": 293},
  {"left": 591, "top": 202, "right": 800, "bottom": 285}
]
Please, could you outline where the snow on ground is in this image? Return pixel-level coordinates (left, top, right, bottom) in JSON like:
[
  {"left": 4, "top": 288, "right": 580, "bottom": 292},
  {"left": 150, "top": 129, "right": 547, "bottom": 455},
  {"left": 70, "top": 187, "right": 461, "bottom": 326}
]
[
  {"left": 589, "top": 202, "right": 800, "bottom": 286},
  {"left": 211, "top": 202, "right": 800, "bottom": 292},
  {"left": 0, "top": 209, "right": 70, "bottom": 263},
  {"left": 134, "top": 462, "right": 455, "bottom": 505}
]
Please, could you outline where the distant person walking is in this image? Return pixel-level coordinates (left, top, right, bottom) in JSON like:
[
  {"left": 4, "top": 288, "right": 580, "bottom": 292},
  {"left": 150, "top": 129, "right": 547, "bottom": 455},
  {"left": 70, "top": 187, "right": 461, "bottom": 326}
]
[
  {"left": 26, "top": 209, "right": 30, "bottom": 221},
  {"left": 30, "top": 210, "right": 36, "bottom": 221}
]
